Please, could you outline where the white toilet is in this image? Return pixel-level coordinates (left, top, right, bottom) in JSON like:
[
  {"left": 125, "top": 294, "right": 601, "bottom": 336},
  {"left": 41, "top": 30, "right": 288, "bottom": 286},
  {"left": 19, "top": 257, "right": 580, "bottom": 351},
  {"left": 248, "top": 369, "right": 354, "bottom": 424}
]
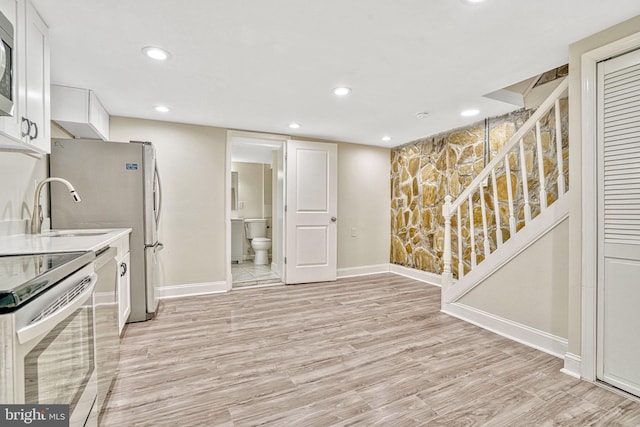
[{"left": 244, "top": 218, "right": 272, "bottom": 265}]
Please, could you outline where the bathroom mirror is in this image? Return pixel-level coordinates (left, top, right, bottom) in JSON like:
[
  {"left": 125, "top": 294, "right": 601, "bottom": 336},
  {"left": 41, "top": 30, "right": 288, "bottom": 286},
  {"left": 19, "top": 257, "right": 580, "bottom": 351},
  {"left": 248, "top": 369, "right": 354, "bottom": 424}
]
[{"left": 231, "top": 171, "right": 238, "bottom": 210}]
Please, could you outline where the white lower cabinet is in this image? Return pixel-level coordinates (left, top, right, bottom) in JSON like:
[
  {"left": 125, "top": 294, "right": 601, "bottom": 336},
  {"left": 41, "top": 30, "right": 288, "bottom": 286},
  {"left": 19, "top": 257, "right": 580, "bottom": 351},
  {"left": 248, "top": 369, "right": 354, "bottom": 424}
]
[
  {"left": 117, "top": 251, "right": 131, "bottom": 335},
  {"left": 112, "top": 234, "right": 131, "bottom": 335}
]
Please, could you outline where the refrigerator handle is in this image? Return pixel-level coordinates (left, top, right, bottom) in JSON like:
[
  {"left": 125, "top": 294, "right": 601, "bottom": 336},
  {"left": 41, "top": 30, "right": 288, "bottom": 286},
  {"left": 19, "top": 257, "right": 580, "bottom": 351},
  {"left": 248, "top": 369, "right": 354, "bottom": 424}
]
[{"left": 154, "top": 165, "right": 162, "bottom": 226}]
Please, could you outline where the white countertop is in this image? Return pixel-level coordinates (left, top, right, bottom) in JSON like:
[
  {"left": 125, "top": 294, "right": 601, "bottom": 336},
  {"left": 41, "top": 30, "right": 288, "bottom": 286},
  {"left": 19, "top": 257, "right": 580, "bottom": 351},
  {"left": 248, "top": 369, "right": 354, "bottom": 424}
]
[{"left": 0, "top": 228, "right": 132, "bottom": 255}]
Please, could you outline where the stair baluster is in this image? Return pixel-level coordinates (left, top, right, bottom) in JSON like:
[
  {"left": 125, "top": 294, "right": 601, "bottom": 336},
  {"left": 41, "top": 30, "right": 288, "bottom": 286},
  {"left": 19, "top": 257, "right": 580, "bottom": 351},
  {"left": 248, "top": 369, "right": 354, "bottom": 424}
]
[
  {"left": 519, "top": 138, "right": 533, "bottom": 223},
  {"left": 468, "top": 194, "right": 477, "bottom": 268},
  {"left": 536, "top": 120, "right": 547, "bottom": 211},
  {"left": 504, "top": 155, "right": 517, "bottom": 235},
  {"left": 491, "top": 169, "right": 503, "bottom": 247},
  {"left": 555, "top": 99, "right": 566, "bottom": 196}
]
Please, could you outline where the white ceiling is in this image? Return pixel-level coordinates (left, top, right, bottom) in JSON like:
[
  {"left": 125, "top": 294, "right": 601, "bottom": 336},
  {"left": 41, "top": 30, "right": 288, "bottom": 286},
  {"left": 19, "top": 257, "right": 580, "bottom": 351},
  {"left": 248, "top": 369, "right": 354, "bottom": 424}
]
[{"left": 31, "top": 0, "right": 640, "bottom": 148}]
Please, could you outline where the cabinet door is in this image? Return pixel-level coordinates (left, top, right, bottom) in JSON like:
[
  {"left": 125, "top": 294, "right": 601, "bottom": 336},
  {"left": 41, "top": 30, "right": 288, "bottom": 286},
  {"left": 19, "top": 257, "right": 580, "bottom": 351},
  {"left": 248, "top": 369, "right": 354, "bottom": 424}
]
[
  {"left": 0, "top": 0, "right": 49, "bottom": 153},
  {"left": 118, "top": 252, "right": 131, "bottom": 335},
  {"left": 23, "top": 0, "right": 49, "bottom": 152},
  {"left": 0, "top": 0, "right": 24, "bottom": 144}
]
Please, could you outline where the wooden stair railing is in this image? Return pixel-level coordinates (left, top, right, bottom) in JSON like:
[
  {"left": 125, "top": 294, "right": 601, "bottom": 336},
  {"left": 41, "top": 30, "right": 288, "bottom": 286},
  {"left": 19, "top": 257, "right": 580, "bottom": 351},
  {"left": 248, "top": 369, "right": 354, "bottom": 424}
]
[{"left": 442, "top": 78, "right": 569, "bottom": 295}]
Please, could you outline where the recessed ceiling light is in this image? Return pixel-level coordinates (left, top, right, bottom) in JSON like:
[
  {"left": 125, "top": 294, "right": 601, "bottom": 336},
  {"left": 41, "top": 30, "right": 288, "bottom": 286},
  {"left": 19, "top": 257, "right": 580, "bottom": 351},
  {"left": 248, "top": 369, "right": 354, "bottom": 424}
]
[
  {"left": 154, "top": 105, "right": 170, "bottom": 113},
  {"left": 382, "top": 136, "right": 391, "bottom": 142},
  {"left": 142, "top": 46, "right": 171, "bottom": 61},
  {"left": 288, "top": 123, "right": 301, "bottom": 129},
  {"left": 461, "top": 109, "right": 480, "bottom": 117},
  {"left": 461, "top": 0, "right": 486, "bottom": 4},
  {"left": 333, "top": 87, "right": 351, "bottom": 96},
  {"left": 416, "top": 112, "right": 429, "bottom": 119}
]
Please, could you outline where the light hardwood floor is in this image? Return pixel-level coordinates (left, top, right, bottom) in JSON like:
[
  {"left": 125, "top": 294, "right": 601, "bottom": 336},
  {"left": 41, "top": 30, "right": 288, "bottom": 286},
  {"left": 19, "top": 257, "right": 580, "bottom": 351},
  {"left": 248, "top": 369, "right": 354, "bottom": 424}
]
[{"left": 101, "top": 273, "right": 640, "bottom": 426}]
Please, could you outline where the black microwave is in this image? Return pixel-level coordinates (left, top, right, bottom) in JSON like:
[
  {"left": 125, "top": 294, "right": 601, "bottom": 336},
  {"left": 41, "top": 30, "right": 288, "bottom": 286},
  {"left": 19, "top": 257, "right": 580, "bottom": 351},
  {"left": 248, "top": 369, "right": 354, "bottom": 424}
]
[{"left": 0, "top": 10, "right": 13, "bottom": 117}]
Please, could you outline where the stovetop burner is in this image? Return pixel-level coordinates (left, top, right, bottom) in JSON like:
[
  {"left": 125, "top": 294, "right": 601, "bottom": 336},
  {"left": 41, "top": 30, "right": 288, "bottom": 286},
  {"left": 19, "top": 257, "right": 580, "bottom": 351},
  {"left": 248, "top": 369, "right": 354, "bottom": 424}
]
[{"left": 0, "top": 251, "right": 95, "bottom": 312}]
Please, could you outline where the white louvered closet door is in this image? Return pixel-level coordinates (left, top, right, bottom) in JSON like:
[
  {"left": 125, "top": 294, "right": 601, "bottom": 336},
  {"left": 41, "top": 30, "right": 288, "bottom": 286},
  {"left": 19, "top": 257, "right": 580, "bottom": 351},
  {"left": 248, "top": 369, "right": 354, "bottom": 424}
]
[{"left": 597, "top": 48, "right": 640, "bottom": 398}]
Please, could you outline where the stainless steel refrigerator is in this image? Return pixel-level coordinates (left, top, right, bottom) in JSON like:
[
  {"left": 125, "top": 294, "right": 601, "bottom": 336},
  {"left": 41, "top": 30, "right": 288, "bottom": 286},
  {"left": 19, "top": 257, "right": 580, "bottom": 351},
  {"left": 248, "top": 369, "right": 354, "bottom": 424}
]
[{"left": 50, "top": 139, "right": 163, "bottom": 322}]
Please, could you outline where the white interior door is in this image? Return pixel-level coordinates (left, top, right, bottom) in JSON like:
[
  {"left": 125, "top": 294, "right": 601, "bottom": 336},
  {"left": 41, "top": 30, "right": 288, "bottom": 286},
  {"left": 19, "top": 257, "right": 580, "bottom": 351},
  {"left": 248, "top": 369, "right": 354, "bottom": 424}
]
[
  {"left": 596, "top": 48, "right": 640, "bottom": 397},
  {"left": 285, "top": 139, "right": 337, "bottom": 284}
]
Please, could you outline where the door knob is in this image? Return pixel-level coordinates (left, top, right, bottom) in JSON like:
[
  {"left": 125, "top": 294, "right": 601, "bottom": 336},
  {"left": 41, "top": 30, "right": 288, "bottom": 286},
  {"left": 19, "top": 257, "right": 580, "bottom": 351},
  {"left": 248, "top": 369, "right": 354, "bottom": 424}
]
[{"left": 330, "top": 217, "right": 337, "bottom": 222}]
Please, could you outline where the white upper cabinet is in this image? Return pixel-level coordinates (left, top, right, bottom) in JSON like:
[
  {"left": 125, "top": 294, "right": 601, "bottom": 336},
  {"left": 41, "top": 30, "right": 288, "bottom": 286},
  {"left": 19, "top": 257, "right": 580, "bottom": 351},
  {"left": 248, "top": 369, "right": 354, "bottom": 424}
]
[
  {"left": 0, "top": 0, "right": 22, "bottom": 144},
  {"left": 0, "top": 0, "right": 49, "bottom": 154},
  {"left": 51, "top": 85, "right": 110, "bottom": 140}
]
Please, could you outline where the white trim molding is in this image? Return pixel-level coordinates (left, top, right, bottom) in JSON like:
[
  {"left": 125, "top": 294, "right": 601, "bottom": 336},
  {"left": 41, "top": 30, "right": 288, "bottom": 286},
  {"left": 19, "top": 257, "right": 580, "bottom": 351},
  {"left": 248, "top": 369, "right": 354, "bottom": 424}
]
[
  {"left": 337, "top": 263, "right": 391, "bottom": 278},
  {"left": 580, "top": 30, "right": 640, "bottom": 383},
  {"left": 561, "top": 352, "right": 582, "bottom": 379},
  {"left": 389, "top": 264, "right": 441, "bottom": 287},
  {"left": 443, "top": 302, "right": 568, "bottom": 359},
  {"left": 158, "top": 281, "right": 228, "bottom": 299}
]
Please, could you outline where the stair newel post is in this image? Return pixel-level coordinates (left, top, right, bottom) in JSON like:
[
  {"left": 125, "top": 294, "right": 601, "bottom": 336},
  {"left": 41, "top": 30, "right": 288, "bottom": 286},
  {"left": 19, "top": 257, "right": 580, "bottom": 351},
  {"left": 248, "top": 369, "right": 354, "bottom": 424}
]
[
  {"left": 535, "top": 120, "right": 547, "bottom": 211},
  {"left": 519, "top": 138, "right": 532, "bottom": 223},
  {"left": 504, "top": 154, "right": 517, "bottom": 236},
  {"left": 479, "top": 183, "right": 491, "bottom": 257},
  {"left": 457, "top": 208, "right": 464, "bottom": 279},
  {"left": 468, "top": 194, "right": 477, "bottom": 268},
  {"left": 442, "top": 195, "right": 453, "bottom": 288},
  {"left": 555, "top": 99, "right": 566, "bottom": 196},
  {"left": 491, "top": 169, "right": 503, "bottom": 247}
]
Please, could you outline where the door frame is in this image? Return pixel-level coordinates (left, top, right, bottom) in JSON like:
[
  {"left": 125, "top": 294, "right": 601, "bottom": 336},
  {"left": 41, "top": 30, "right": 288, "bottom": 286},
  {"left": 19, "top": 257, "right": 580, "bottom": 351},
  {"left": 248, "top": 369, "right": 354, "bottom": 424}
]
[
  {"left": 225, "top": 130, "right": 288, "bottom": 289},
  {"left": 581, "top": 32, "right": 640, "bottom": 382}
]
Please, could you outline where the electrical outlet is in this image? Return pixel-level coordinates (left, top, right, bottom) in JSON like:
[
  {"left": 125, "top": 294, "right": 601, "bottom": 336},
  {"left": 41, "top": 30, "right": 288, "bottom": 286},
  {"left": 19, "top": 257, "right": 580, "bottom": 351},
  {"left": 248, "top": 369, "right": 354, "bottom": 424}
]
[{"left": 238, "top": 201, "right": 245, "bottom": 209}]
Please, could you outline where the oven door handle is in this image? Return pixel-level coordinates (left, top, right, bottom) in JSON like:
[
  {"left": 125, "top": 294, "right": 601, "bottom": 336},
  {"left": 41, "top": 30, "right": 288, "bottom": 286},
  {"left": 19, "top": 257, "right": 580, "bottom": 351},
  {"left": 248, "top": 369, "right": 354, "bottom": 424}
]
[{"left": 16, "top": 273, "right": 98, "bottom": 345}]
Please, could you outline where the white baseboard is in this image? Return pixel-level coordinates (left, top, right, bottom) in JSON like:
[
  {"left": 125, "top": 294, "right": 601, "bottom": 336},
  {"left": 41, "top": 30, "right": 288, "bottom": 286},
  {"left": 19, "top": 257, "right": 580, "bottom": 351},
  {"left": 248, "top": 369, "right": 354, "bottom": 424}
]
[
  {"left": 561, "top": 352, "right": 582, "bottom": 379},
  {"left": 337, "top": 263, "right": 391, "bottom": 278},
  {"left": 442, "top": 302, "right": 568, "bottom": 359},
  {"left": 158, "top": 281, "right": 228, "bottom": 299},
  {"left": 389, "top": 264, "right": 441, "bottom": 287}
]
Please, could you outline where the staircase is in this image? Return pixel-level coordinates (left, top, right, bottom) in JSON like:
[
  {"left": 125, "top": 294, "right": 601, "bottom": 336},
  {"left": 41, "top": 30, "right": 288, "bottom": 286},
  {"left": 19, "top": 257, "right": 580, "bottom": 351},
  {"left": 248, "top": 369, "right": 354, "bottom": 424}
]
[{"left": 441, "top": 78, "right": 569, "bottom": 308}]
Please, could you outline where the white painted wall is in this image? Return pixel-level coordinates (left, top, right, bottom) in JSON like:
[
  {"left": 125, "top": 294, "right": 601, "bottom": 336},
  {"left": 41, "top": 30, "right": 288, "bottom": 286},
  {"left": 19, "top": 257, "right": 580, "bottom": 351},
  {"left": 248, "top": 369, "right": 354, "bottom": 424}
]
[
  {"left": 109, "top": 117, "right": 227, "bottom": 287},
  {"left": 459, "top": 219, "right": 569, "bottom": 338},
  {"left": 0, "top": 152, "right": 48, "bottom": 234},
  {"left": 336, "top": 141, "right": 390, "bottom": 269}
]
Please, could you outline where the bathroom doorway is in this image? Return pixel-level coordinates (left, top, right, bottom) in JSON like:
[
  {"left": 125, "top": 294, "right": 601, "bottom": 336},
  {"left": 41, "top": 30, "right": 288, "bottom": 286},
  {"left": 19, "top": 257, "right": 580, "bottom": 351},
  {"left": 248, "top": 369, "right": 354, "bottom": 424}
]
[{"left": 227, "top": 131, "right": 286, "bottom": 288}]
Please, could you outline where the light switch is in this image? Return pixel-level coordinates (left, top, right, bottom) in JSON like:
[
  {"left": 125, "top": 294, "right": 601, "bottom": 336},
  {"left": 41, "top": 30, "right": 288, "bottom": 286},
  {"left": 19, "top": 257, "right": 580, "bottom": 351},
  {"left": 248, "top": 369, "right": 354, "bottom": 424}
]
[
  {"left": 238, "top": 201, "right": 245, "bottom": 209},
  {"left": 351, "top": 227, "right": 357, "bottom": 237}
]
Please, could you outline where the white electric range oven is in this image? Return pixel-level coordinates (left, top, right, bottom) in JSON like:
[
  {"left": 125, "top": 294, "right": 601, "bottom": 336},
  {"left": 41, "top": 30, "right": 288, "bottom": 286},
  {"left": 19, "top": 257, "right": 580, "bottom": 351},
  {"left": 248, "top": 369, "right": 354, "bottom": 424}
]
[{"left": 0, "top": 251, "right": 98, "bottom": 427}]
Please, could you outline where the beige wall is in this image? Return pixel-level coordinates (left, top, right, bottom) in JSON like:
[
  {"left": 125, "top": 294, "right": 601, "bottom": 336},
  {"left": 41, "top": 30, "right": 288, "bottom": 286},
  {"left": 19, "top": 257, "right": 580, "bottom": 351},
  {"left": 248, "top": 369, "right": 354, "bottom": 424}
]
[
  {"left": 568, "top": 15, "right": 640, "bottom": 355},
  {"left": 108, "top": 120, "right": 390, "bottom": 287},
  {"left": 337, "top": 141, "right": 390, "bottom": 269},
  {"left": 109, "top": 117, "right": 227, "bottom": 287},
  {"left": 460, "top": 219, "right": 569, "bottom": 338},
  {"left": 0, "top": 151, "right": 48, "bottom": 233}
]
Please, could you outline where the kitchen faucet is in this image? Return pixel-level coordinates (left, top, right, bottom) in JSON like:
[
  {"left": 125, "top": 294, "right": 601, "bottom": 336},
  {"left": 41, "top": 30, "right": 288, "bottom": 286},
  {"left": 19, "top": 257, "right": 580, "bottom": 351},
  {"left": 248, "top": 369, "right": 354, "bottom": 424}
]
[{"left": 31, "top": 177, "right": 81, "bottom": 234}]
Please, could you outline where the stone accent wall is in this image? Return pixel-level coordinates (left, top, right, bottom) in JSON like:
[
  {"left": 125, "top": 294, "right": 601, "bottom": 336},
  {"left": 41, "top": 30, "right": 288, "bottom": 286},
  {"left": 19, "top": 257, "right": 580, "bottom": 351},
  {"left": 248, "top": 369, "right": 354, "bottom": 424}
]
[{"left": 390, "top": 99, "right": 569, "bottom": 276}]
